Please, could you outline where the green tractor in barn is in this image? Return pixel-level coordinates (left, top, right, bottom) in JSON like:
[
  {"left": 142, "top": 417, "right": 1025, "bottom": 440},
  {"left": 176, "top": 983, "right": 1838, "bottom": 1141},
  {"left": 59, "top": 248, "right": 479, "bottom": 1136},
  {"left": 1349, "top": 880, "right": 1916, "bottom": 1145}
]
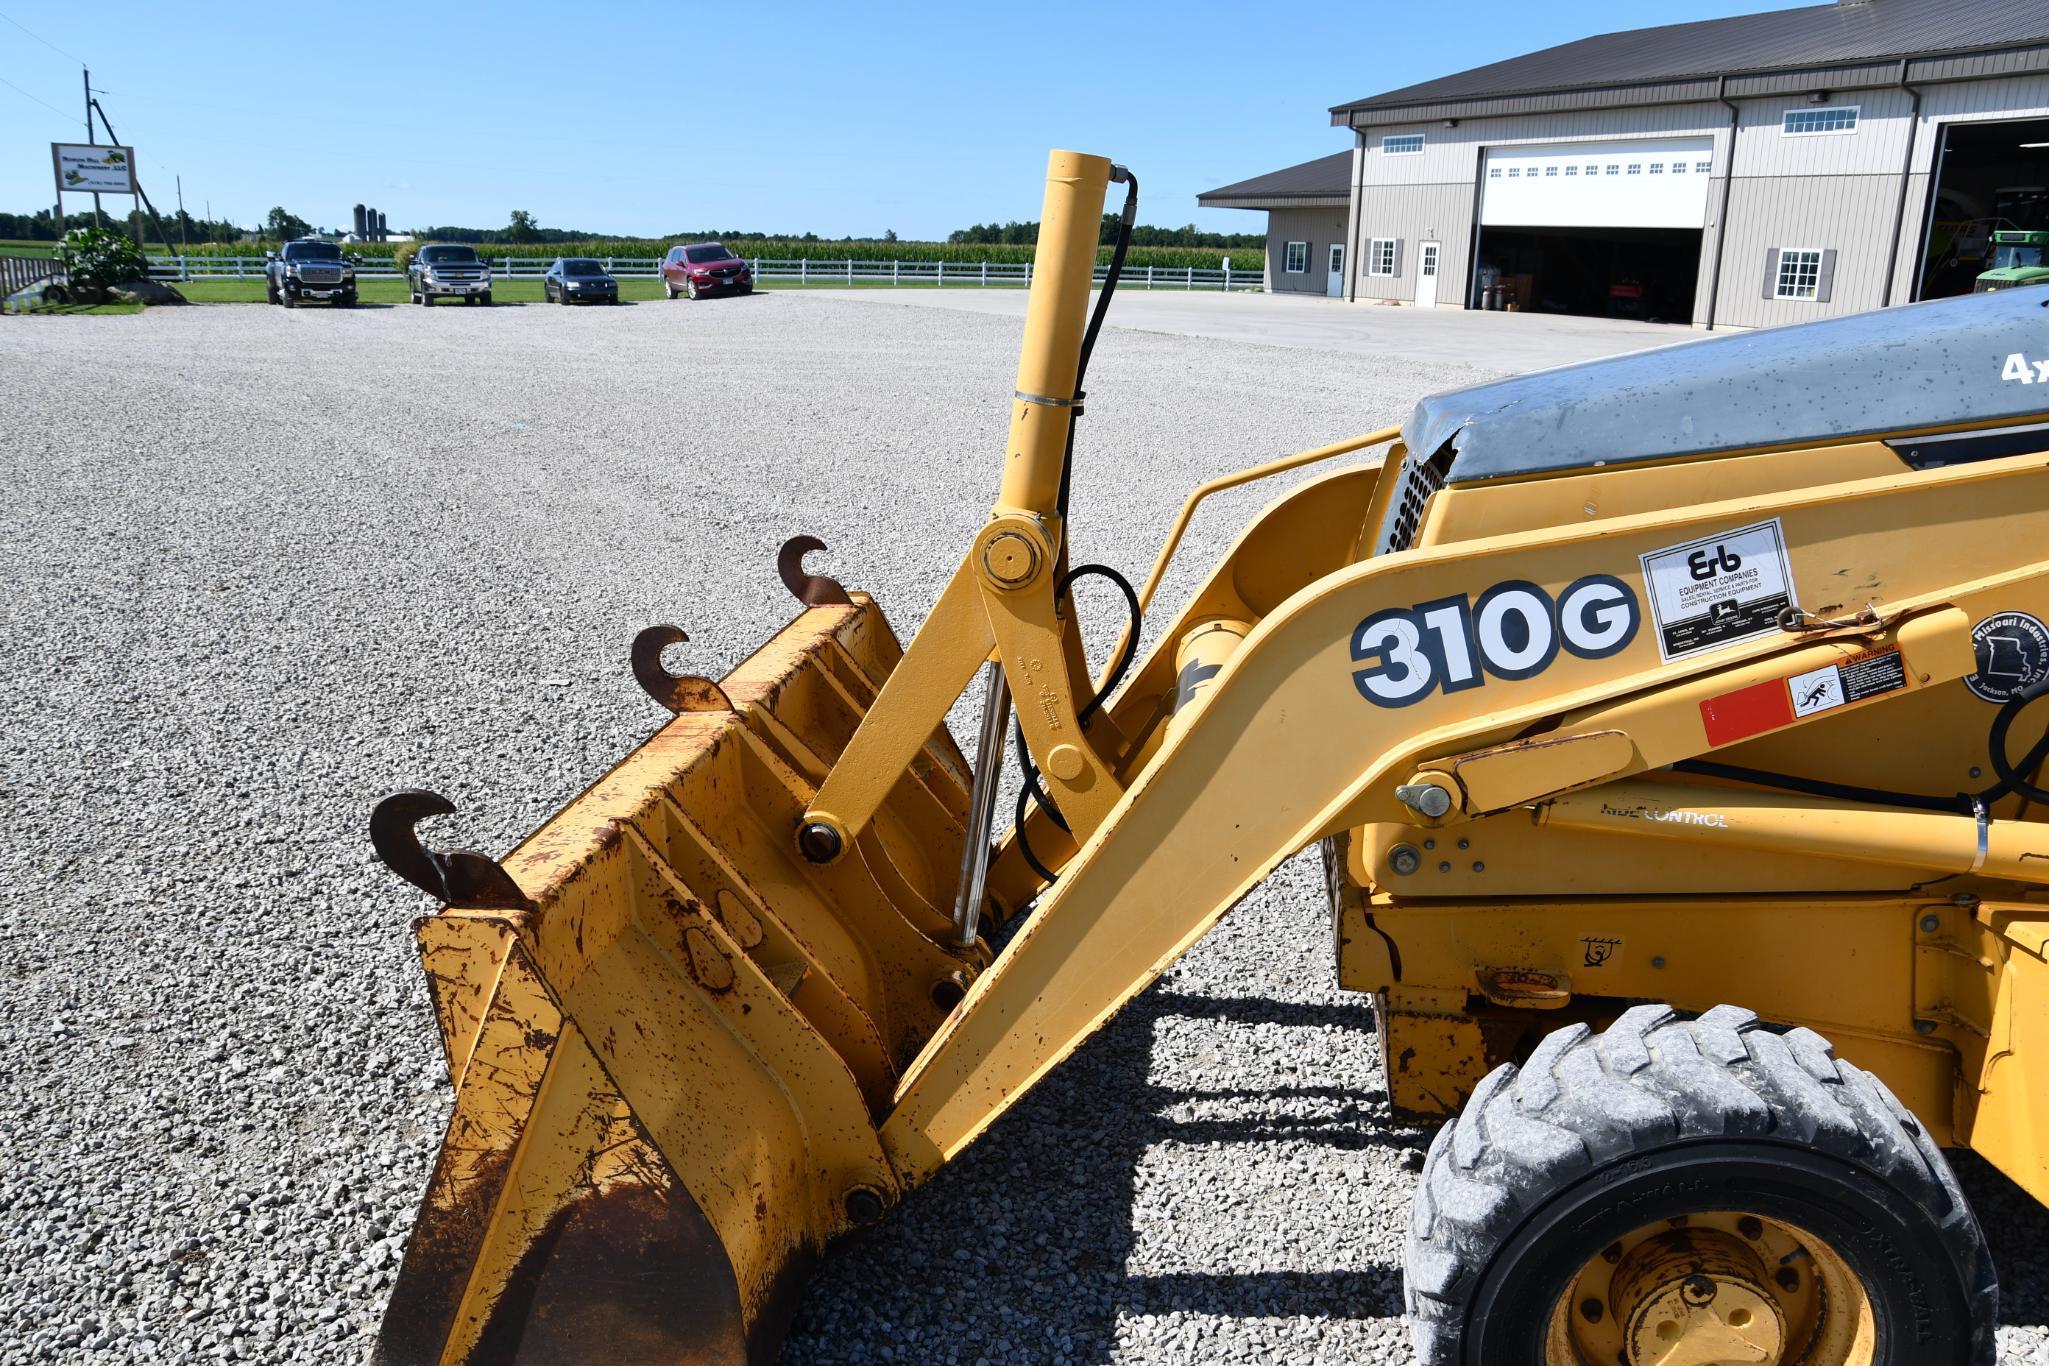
[{"left": 1974, "top": 228, "right": 2049, "bottom": 293}]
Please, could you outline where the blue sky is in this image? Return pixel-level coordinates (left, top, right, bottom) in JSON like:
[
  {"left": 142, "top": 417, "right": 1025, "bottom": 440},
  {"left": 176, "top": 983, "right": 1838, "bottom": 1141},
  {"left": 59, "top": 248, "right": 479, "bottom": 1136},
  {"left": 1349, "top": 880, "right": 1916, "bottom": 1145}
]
[{"left": 2, "top": 0, "right": 1809, "bottom": 239}]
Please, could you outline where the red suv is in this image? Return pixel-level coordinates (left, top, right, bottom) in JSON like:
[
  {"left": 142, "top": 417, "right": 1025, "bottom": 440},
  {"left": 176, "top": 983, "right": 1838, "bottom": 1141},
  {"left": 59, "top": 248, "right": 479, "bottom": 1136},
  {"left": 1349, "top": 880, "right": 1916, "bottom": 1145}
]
[{"left": 662, "top": 242, "right": 754, "bottom": 299}]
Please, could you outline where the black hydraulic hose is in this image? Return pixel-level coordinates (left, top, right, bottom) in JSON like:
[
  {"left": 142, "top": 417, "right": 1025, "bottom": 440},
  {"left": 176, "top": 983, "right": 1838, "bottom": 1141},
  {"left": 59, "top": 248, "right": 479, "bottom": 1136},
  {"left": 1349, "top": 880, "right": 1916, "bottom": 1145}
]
[
  {"left": 1012, "top": 566, "right": 1145, "bottom": 885},
  {"left": 1669, "top": 759, "right": 1972, "bottom": 814},
  {"left": 1056, "top": 168, "right": 1138, "bottom": 524},
  {"left": 1062, "top": 563, "right": 1142, "bottom": 727},
  {"left": 1017, "top": 168, "right": 1141, "bottom": 888},
  {"left": 1984, "top": 676, "right": 2049, "bottom": 804}
]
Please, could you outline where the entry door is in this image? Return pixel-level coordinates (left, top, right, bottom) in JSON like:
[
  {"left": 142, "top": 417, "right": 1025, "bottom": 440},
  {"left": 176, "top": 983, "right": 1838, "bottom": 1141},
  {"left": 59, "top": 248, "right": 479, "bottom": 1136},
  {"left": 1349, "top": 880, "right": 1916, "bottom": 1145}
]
[
  {"left": 1327, "top": 244, "right": 1345, "bottom": 298},
  {"left": 1414, "top": 241, "right": 1440, "bottom": 307}
]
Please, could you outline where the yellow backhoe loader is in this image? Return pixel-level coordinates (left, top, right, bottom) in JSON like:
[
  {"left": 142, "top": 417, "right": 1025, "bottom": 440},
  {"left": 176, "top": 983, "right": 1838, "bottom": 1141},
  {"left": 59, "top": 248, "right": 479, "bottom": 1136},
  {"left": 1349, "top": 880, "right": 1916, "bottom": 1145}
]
[{"left": 366, "top": 149, "right": 2049, "bottom": 1365}]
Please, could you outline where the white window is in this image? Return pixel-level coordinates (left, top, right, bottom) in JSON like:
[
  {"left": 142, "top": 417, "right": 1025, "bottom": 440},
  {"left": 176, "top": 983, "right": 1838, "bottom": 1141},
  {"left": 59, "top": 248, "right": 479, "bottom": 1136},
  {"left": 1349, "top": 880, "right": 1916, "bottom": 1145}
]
[
  {"left": 1696, "top": 160, "right": 1713, "bottom": 173},
  {"left": 1283, "top": 241, "right": 1308, "bottom": 274},
  {"left": 1489, "top": 166, "right": 1503, "bottom": 178},
  {"left": 1774, "top": 248, "right": 1824, "bottom": 299},
  {"left": 1649, "top": 162, "right": 1664, "bottom": 174},
  {"left": 1369, "top": 238, "right": 1398, "bottom": 277},
  {"left": 1507, "top": 167, "right": 1521, "bottom": 177},
  {"left": 1544, "top": 165, "right": 1558, "bottom": 176},
  {"left": 1564, "top": 164, "right": 1578, "bottom": 176},
  {"left": 1606, "top": 164, "right": 1620, "bottom": 175},
  {"left": 1381, "top": 133, "right": 1425, "bottom": 155},
  {"left": 1626, "top": 163, "right": 1642, "bottom": 175},
  {"left": 1783, "top": 106, "right": 1859, "bottom": 136},
  {"left": 1586, "top": 165, "right": 1599, "bottom": 176}
]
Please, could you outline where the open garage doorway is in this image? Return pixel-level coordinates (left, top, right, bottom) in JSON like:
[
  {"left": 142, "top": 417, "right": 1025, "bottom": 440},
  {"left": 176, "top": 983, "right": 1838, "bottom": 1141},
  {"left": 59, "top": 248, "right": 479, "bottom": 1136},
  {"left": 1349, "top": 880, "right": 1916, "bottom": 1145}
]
[
  {"left": 1477, "top": 225, "right": 1704, "bottom": 322},
  {"left": 1917, "top": 116, "right": 2049, "bottom": 299},
  {"left": 1474, "top": 139, "right": 1712, "bottom": 323}
]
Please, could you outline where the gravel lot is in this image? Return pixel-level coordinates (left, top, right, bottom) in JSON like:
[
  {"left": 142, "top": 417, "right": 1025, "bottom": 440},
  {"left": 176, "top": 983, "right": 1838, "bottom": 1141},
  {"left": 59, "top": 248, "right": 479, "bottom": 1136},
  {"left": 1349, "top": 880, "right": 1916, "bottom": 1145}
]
[{"left": 3, "top": 295, "right": 2046, "bottom": 1364}]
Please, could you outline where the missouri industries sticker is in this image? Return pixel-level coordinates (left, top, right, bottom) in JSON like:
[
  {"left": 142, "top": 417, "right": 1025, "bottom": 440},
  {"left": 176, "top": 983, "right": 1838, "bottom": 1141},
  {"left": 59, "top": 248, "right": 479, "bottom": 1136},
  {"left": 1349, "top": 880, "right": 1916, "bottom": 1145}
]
[
  {"left": 1965, "top": 611, "right": 2049, "bottom": 703},
  {"left": 1640, "top": 519, "right": 1798, "bottom": 663}
]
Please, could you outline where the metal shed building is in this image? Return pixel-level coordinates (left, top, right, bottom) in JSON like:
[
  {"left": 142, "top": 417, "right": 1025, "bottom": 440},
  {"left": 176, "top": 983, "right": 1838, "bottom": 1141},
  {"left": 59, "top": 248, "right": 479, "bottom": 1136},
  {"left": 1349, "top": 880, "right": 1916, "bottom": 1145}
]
[{"left": 1202, "top": 0, "right": 2049, "bottom": 327}]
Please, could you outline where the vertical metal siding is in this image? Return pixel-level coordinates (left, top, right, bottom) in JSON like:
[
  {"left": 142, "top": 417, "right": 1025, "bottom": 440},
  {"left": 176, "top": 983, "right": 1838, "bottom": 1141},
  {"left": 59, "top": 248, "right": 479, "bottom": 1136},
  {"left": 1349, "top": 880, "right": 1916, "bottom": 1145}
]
[
  {"left": 1351, "top": 184, "right": 1479, "bottom": 303},
  {"left": 1708, "top": 174, "right": 1902, "bottom": 327},
  {"left": 1735, "top": 87, "right": 1914, "bottom": 176},
  {"left": 1264, "top": 208, "right": 1350, "bottom": 295},
  {"left": 1913, "top": 72, "right": 2049, "bottom": 169},
  {"left": 1360, "top": 104, "right": 1733, "bottom": 187}
]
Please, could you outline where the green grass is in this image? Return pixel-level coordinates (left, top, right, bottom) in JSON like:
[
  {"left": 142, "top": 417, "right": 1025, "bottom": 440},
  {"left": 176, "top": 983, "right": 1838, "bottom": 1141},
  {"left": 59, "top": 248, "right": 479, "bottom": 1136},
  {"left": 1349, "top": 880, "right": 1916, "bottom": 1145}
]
[{"left": 1, "top": 239, "right": 58, "bottom": 258}]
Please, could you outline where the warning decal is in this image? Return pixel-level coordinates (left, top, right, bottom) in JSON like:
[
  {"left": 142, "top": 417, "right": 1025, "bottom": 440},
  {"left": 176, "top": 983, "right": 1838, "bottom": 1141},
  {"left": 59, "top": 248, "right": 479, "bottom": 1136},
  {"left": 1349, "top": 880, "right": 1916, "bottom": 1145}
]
[
  {"left": 1640, "top": 519, "right": 1798, "bottom": 663},
  {"left": 1700, "top": 649, "right": 1908, "bottom": 747}
]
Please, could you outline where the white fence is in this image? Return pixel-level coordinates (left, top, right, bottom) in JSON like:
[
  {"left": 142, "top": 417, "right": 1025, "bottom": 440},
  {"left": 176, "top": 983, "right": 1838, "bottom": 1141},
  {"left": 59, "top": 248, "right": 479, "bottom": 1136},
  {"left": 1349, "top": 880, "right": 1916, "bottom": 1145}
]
[{"left": 145, "top": 255, "right": 1264, "bottom": 292}]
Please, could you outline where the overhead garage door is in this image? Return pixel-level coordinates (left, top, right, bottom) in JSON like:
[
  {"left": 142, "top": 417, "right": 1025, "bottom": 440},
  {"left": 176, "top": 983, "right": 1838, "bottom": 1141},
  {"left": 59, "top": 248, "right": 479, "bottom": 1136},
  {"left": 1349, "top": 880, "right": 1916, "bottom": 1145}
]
[{"left": 1481, "top": 139, "right": 1714, "bottom": 229}]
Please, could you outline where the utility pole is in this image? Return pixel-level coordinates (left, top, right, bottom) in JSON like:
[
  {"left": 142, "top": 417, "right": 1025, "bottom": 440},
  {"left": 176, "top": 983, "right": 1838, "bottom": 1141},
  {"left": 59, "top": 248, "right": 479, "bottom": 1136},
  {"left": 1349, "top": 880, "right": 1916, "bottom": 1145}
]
[
  {"left": 84, "top": 67, "right": 102, "bottom": 228},
  {"left": 90, "top": 96, "right": 177, "bottom": 259},
  {"left": 177, "top": 176, "right": 189, "bottom": 255}
]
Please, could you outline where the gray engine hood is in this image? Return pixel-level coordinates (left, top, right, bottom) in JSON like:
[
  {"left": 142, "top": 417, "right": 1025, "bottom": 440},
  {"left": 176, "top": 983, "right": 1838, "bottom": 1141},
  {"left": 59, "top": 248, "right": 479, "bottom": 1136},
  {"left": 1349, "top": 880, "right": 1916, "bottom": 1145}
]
[{"left": 1402, "top": 288, "right": 2049, "bottom": 485}]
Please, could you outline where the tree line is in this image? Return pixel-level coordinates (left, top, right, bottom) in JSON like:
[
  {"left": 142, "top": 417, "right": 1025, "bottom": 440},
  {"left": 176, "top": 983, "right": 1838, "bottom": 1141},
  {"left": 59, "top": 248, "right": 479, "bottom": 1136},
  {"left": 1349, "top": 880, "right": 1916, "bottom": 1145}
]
[
  {"left": 948, "top": 214, "right": 1265, "bottom": 249},
  {"left": 0, "top": 207, "right": 244, "bottom": 244},
  {"left": 7, "top": 202, "right": 1268, "bottom": 251}
]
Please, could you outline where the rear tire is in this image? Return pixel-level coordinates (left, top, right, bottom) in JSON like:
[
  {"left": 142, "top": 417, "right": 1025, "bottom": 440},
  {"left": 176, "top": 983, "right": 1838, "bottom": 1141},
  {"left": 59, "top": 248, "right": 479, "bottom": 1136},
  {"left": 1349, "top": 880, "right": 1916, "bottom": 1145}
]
[
  {"left": 1404, "top": 1004, "right": 1996, "bottom": 1366},
  {"left": 664, "top": 279, "right": 677, "bottom": 299}
]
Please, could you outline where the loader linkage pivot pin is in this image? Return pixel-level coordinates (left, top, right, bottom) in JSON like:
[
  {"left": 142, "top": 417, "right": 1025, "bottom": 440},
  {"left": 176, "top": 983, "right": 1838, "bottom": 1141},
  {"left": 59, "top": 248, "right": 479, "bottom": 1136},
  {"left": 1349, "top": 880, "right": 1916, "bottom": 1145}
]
[
  {"left": 369, "top": 789, "right": 533, "bottom": 910},
  {"left": 1395, "top": 782, "right": 1454, "bottom": 820},
  {"left": 630, "top": 625, "right": 735, "bottom": 712},
  {"left": 797, "top": 821, "right": 844, "bottom": 864},
  {"left": 778, "top": 535, "right": 854, "bottom": 608}
]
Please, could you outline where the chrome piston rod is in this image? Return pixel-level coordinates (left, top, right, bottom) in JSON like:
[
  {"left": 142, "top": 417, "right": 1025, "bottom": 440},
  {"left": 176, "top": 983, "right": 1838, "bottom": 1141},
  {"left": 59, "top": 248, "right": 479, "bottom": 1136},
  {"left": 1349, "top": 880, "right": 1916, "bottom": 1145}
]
[{"left": 950, "top": 662, "right": 1011, "bottom": 948}]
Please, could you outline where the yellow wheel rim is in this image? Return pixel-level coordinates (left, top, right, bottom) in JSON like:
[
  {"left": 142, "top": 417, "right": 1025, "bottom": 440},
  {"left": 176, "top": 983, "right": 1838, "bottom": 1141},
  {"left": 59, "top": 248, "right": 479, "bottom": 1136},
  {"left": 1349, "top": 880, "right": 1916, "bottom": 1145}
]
[{"left": 1544, "top": 1211, "right": 1874, "bottom": 1366}]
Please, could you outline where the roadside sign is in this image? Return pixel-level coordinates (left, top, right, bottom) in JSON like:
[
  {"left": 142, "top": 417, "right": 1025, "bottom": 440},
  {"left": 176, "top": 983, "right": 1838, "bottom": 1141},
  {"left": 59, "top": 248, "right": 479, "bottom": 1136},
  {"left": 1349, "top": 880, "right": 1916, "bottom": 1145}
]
[{"left": 52, "top": 143, "right": 138, "bottom": 195}]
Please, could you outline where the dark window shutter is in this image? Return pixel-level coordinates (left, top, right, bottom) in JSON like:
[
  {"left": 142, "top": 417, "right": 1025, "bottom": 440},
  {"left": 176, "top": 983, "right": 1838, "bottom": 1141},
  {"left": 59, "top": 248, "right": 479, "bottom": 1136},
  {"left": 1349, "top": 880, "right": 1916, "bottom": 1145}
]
[
  {"left": 1816, "top": 249, "right": 1838, "bottom": 302},
  {"left": 1392, "top": 239, "right": 1404, "bottom": 277},
  {"left": 1762, "top": 248, "right": 1781, "bottom": 299}
]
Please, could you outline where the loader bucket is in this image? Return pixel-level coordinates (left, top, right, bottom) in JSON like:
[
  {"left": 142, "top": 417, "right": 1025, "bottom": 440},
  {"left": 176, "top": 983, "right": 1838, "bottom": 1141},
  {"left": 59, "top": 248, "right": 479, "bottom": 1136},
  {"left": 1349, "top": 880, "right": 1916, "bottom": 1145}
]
[{"left": 371, "top": 580, "right": 982, "bottom": 1365}]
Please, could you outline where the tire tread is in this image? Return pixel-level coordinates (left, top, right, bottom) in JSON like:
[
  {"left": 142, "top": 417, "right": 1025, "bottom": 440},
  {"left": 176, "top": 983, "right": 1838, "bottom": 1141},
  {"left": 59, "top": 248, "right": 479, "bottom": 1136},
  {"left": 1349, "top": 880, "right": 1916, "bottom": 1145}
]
[{"left": 1403, "top": 1004, "right": 1996, "bottom": 1365}]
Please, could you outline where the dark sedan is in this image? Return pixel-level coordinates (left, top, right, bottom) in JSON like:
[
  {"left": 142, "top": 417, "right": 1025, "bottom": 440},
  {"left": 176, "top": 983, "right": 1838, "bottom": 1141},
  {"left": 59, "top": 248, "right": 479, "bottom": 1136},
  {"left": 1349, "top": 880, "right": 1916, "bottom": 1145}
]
[{"left": 543, "top": 258, "right": 619, "bottom": 305}]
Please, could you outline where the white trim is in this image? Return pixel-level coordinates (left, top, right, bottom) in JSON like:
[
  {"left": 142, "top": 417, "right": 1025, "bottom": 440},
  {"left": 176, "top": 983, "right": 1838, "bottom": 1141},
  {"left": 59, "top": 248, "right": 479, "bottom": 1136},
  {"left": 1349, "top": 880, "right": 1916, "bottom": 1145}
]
[
  {"left": 1380, "top": 133, "right": 1425, "bottom": 155},
  {"left": 1773, "top": 246, "right": 1824, "bottom": 300},
  {"left": 1367, "top": 238, "right": 1397, "bottom": 277},
  {"left": 1283, "top": 240, "right": 1309, "bottom": 274},
  {"left": 1781, "top": 105, "right": 1860, "bottom": 136}
]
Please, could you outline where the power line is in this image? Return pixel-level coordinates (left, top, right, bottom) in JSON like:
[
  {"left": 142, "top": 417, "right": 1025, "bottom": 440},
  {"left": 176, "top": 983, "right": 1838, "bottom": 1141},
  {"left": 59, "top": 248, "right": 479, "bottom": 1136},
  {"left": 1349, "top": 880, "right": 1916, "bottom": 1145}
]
[
  {"left": 0, "top": 6, "right": 83, "bottom": 63},
  {"left": 0, "top": 71, "right": 70, "bottom": 121}
]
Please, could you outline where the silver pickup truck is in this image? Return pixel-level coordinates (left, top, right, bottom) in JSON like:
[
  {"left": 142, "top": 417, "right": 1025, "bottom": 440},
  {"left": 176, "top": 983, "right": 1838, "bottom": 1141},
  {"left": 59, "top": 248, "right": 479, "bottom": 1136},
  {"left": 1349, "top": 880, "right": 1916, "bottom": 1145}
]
[
  {"left": 408, "top": 244, "right": 493, "bottom": 306},
  {"left": 265, "top": 239, "right": 357, "bottom": 307}
]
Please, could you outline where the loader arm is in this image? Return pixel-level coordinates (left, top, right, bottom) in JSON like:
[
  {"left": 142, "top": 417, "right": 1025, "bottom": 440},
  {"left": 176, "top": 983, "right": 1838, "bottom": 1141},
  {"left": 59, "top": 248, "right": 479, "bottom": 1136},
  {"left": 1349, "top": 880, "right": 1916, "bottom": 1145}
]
[
  {"left": 370, "top": 143, "right": 2049, "bottom": 1366},
  {"left": 880, "top": 448, "right": 2049, "bottom": 1173}
]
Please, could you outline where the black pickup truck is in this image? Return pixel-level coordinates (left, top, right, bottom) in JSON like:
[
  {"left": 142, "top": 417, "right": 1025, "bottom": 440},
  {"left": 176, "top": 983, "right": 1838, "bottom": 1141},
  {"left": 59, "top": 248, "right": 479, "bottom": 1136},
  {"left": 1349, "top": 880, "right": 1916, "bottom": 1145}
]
[{"left": 265, "top": 239, "right": 357, "bottom": 307}]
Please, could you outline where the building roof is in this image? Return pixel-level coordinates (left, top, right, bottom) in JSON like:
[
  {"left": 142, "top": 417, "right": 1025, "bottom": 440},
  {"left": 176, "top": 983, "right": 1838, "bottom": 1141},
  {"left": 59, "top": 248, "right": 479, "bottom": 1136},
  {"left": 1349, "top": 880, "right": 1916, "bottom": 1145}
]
[
  {"left": 1333, "top": 0, "right": 2049, "bottom": 125},
  {"left": 1197, "top": 151, "right": 1352, "bottom": 210}
]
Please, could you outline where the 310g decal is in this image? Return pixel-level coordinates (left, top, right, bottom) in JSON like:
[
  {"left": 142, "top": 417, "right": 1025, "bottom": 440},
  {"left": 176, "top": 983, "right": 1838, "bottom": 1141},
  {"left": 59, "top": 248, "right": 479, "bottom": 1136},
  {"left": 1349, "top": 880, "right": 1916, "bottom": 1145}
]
[{"left": 1350, "top": 575, "right": 1640, "bottom": 707}]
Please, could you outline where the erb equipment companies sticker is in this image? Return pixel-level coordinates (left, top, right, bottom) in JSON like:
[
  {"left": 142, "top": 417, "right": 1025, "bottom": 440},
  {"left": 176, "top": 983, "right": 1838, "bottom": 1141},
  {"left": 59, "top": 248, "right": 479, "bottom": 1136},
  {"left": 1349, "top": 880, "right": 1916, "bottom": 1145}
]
[
  {"left": 1965, "top": 611, "right": 2049, "bottom": 703},
  {"left": 1639, "top": 519, "right": 1798, "bottom": 662}
]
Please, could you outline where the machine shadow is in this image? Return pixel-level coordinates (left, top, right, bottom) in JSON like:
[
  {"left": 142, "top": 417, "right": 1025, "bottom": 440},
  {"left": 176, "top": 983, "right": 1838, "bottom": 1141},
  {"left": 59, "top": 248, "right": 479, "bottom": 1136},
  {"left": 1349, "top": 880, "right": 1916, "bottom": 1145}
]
[
  {"left": 786, "top": 987, "right": 1411, "bottom": 1362},
  {"left": 1953, "top": 1152, "right": 2049, "bottom": 1327}
]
